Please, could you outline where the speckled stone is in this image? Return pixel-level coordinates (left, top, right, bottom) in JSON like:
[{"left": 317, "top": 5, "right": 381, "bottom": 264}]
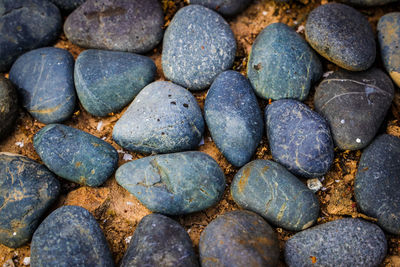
[
  {"left": 31, "top": 205, "right": 114, "bottom": 266},
  {"left": 231, "top": 159, "right": 319, "bottom": 231},
  {"left": 120, "top": 214, "right": 198, "bottom": 267},
  {"left": 34, "top": 124, "right": 118, "bottom": 187},
  {"left": 266, "top": 99, "right": 334, "bottom": 178},
  {"left": 247, "top": 23, "right": 322, "bottom": 101},
  {"left": 112, "top": 81, "right": 205, "bottom": 154},
  {"left": 0, "top": 0, "right": 61, "bottom": 72},
  {"left": 199, "top": 210, "right": 279, "bottom": 267},
  {"left": 355, "top": 134, "right": 400, "bottom": 235},
  {"left": 64, "top": 0, "right": 164, "bottom": 54},
  {"left": 0, "top": 153, "right": 59, "bottom": 248},
  {"left": 116, "top": 151, "right": 225, "bottom": 215},
  {"left": 314, "top": 68, "right": 394, "bottom": 150},
  {"left": 188, "top": 0, "right": 253, "bottom": 16},
  {"left": 378, "top": 12, "right": 400, "bottom": 87},
  {"left": 305, "top": 3, "right": 376, "bottom": 71},
  {"left": 49, "top": 0, "right": 85, "bottom": 12},
  {"left": 162, "top": 5, "right": 236, "bottom": 90},
  {"left": 285, "top": 218, "right": 387, "bottom": 267},
  {"left": 340, "top": 0, "right": 399, "bottom": 5},
  {"left": 9, "top": 47, "right": 76, "bottom": 124},
  {"left": 0, "top": 77, "right": 18, "bottom": 140},
  {"left": 205, "top": 71, "right": 263, "bottom": 167},
  {"left": 75, "top": 49, "right": 156, "bottom": 117}
]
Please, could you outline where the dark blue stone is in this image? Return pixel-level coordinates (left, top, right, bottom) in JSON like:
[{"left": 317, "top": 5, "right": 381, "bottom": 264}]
[
  {"left": 0, "top": 77, "right": 18, "bottom": 140},
  {"left": 0, "top": 153, "right": 60, "bottom": 248},
  {"left": 116, "top": 151, "right": 225, "bottom": 215},
  {"left": 162, "top": 5, "right": 236, "bottom": 90},
  {"left": 231, "top": 159, "right": 319, "bottom": 231},
  {"left": 112, "top": 81, "right": 205, "bottom": 154},
  {"left": 9, "top": 47, "right": 76, "bottom": 124},
  {"left": 205, "top": 71, "right": 263, "bottom": 167},
  {"left": 285, "top": 218, "right": 387, "bottom": 267},
  {"left": 199, "top": 210, "right": 279, "bottom": 267},
  {"left": 265, "top": 99, "right": 334, "bottom": 178},
  {"left": 34, "top": 124, "right": 118, "bottom": 187},
  {"left": 189, "top": 0, "right": 253, "bottom": 16},
  {"left": 247, "top": 23, "right": 322, "bottom": 101},
  {"left": 75, "top": 49, "right": 156, "bottom": 117},
  {"left": 31, "top": 205, "right": 114, "bottom": 266},
  {"left": 120, "top": 214, "right": 198, "bottom": 267},
  {"left": 49, "top": 0, "right": 85, "bottom": 12},
  {"left": 355, "top": 134, "right": 400, "bottom": 235}
]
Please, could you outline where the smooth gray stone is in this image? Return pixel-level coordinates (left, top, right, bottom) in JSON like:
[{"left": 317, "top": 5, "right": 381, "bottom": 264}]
[{"left": 0, "top": 77, "right": 18, "bottom": 140}]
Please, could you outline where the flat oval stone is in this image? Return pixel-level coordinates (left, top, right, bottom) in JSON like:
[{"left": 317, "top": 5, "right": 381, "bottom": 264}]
[
  {"left": 0, "top": 77, "right": 18, "bottom": 140},
  {"left": 0, "top": 0, "right": 61, "bottom": 72},
  {"left": 162, "top": 5, "right": 236, "bottom": 90},
  {"left": 31, "top": 205, "right": 114, "bottom": 266},
  {"left": 75, "top": 49, "right": 156, "bottom": 116},
  {"left": 116, "top": 151, "right": 225, "bottom": 215},
  {"left": 49, "top": 0, "right": 85, "bottom": 12},
  {"left": 355, "top": 134, "right": 400, "bottom": 235},
  {"left": 120, "top": 214, "right": 198, "bottom": 267},
  {"left": 341, "top": 0, "right": 399, "bottom": 5},
  {"left": 199, "top": 210, "right": 279, "bottom": 267},
  {"left": 247, "top": 23, "right": 322, "bottom": 101},
  {"left": 231, "top": 159, "right": 319, "bottom": 231},
  {"left": 266, "top": 99, "right": 334, "bottom": 178},
  {"left": 188, "top": 0, "right": 252, "bottom": 16},
  {"left": 34, "top": 124, "right": 118, "bottom": 187},
  {"left": 378, "top": 12, "right": 400, "bottom": 87},
  {"left": 205, "top": 71, "right": 263, "bottom": 167},
  {"left": 64, "top": 0, "right": 164, "bottom": 54},
  {"left": 305, "top": 3, "right": 376, "bottom": 71},
  {"left": 9, "top": 47, "right": 76, "bottom": 124},
  {"left": 0, "top": 153, "right": 60, "bottom": 248},
  {"left": 285, "top": 218, "right": 387, "bottom": 267},
  {"left": 314, "top": 68, "right": 394, "bottom": 150},
  {"left": 112, "top": 81, "right": 205, "bottom": 154}
]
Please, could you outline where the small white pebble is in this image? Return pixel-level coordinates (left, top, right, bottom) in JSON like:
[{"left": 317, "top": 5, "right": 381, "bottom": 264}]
[
  {"left": 126, "top": 201, "right": 133, "bottom": 206},
  {"left": 123, "top": 153, "right": 133, "bottom": 161},
  {"left": 12, "top": 232, "right": 16, "bottom": 236},
  {"left": 262, "top": 11, "right": 267, "bottom": 15},
  {"left": 294, "top": 20, "right": 298, "bottom": 25},
  {"left": 335, "top": 180, "right": 340, "bottom": 183},
  {"left": 125, "top": 236, "right": 132, "bottom": 244},
  {"left": 320, "top": 176, "right": 325, "bottom": 182},
  {"left": 340, "top": 119, "right": 345, "bottom": 124},
  {"left": 208, "top": 137, "right": 212, "bottom": 142},
  {"left": 323, "top": 71, "right": 333, "bottom": 78},
  {"left": 321, "top": 187, "right": 327, "bottom": 191},
  {"left": 296, "top": 25, "right": 305, "bottom": 33},
  {"left": 22, "top": 257, "right": 30, "bottom": 266},
  {"left": 356, "top": 138, "right": 361, "bottom": 143},
  {"left": 96, "top": 121, "right": 103, "bottom": 131},
  {"left": 307, "top": 178, "right": 322, "bottom": 192},
  {"left": 15, "top": 141, "right": 24, "bottom": 148},
  {"left": 117, "top": 149, "right": 124, "bottom": 153},
  {"left": 187, "top": 229, "right": 191, "bottom": 233},
  {"left": 101, "top": 137, "right": 106, "bottom": 140}
]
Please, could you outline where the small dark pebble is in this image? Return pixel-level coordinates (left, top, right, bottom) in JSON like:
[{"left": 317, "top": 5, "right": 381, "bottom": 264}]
[{"left": 0, "top": 77, "right": 18, "bottom": 140}]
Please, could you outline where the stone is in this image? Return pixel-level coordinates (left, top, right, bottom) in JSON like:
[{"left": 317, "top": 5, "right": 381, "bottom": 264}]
[
  {"left": 0, "top": 77, "right": 18, "bottom": 140},
  {"left": 378, "top": 12, "right": 400, "bottom": 87},
  {"left": 247, "top": 23, "right": 322, "bottom": 101},
  {"left": 265, "top": 99, "right": 334, "bottom": 178},
  {"left": 188, "top": 0, "right": 253, "bottom": 16},
  {"left": 305, "top": 3, "right": 376, "bottom": 71},
  {"left": 33, "top": 124, "right": 118, "bottom": 187},
  {"left": 75, "top": 49, "right": 156, "bottom": 117},
  {"left": 9, "top": 47, "right": 76, "bottom": 124},
  {"left": 49, "top": 0, "right": 85, "bottom": 12},
  {"left": 0, "top": 0, "right": 61, "bottom": 72},
  {"left": 30, "top": 205, "right": 114, "bottom": 266},
  {"left": 314, "top": 68, "right": 394, "bottom": 150},
  {"left": 64, "top": 0, "right": 164, "bottom": 54},
  {"left": 199, "top": 210, "right": 279, "bottom": 267},
  {"left": 285, "top": 218, "right": 387, "bottom": 267},
  {"left": 162, "top": 5, "right": 236, "bottom": 90},
  {"left": 204, "top": 71, "right": 263, "bottom": 167},
  {"left": 116, "top": 151, "right": 225, "bottom": 215},
  {"left": 231, "top": 159, "right": 319, "bottom": 231},
  {"left": 355, "top": 134, "right": 400, "bottom": 235},
  {"left": 120, "top": 214, "right": 198, "bottom": 267},
  {"left": 340, "top": 0, "right": 399, "bottom": 5},
  {"left": 112, "top": 81, "right": 205, "bottom": 154},
  {"left": 0, "top": 153, "right": 60, "bottom": 248}
]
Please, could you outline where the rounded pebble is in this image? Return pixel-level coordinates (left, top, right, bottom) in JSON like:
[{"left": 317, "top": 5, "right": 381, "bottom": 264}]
[
  {"left": 340, "top": 0, "right": 399, "bottom": 5},
  {"left": 49, "top": 0, "right": 85, "bottom": 12},
  {"left": 0, "top": 77, "right": 18, "bottom": 140},
  {"left": 189, "top": 0, "right": 253, "bottom": 16}
]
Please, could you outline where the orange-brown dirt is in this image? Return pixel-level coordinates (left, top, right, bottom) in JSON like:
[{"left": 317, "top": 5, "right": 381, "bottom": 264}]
[{"left": 1, "top": 0, "right": 400, "bottom": 266}]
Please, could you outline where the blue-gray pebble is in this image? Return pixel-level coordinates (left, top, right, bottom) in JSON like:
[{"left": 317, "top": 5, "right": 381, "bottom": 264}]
[
  {"left": 34, "top": 124, "right": 118, "bottom": 187},
  {"left": 30, "top": 205, "right": 114, "bottom": 267},
  {"left": 355, "top": 134, "right": 400, "bottom": 235},
  {"left": 285, "top": 218, "right": 387, "bottom": 267},
  {"left": 231, "top": 159, "right": 319, "bottom": 231},
  {"left": 0, "top": 0, "right": 61, "bottom": 72},
  {"left": 189, "top": 0, "right": 253, "bottom": 16},
  {"left": 247, "top": 23, "right": 322, "bottom": 101},
  {"left": 162, "top": 5, "right": 236, "bottom": 90},
  {"left": 266, "top": 99, "right": 334, "bottom": 178},
  {"left": 116, "top": 151, "right": 225, "bottom": 215},
  {"left": 112, "top": 81, "right": 205, "bottom": 154},
  {"left": 75, "top": 49, "right": 156, "bottom": 117},
  {"left": 205, "top": 71, "right": 263, "bottom": 167},
  {"left": 340, "top": 0, "right": 399, "bottom": 5},
  {"left": 0, "top": 77, "right": 18, "bottom": 140},
  {"left": 0, "top": 153, "right": 59, "bottom": 248},
  {"left": 120, "top": 214, "right": 198, "bottom": 267},
  {"left": 49, "top": 0, "right": 85, "bottom": 12},
  {"left": 9, "top": 47, "right": 76, "bottom": 124}
]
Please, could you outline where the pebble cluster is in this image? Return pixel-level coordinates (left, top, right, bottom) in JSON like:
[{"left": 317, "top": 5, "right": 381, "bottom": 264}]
[{"left": 0, "top": 0, "right": 399, "bottom": 266}]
